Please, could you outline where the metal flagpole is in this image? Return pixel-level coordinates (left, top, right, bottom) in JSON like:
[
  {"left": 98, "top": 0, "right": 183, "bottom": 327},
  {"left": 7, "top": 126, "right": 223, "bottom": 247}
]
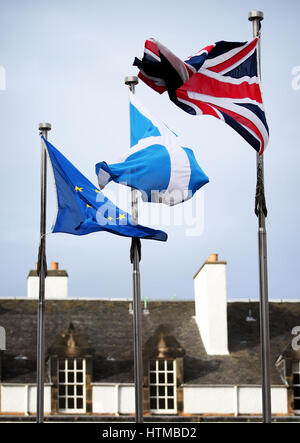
[
  {"left": 124, "top": 75, "right": 144, "bottom": 423},
  {"left": 248, "top": 11, "right": 272, "bottom": 423},
  {"left": 36, "top": 122, "right": 51, "bottom": 423}
]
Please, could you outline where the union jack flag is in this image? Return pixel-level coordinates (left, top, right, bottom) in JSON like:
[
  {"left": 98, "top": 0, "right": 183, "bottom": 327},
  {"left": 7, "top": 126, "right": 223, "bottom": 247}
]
[{"left": 133, "top": 38, "right": 269, "bottom": 154}]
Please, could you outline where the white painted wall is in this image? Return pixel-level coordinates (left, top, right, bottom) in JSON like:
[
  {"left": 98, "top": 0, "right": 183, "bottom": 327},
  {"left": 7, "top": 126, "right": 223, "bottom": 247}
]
[
  {"left": 194, "top": 261, "right": 229, "bottom": 355},
  {"left": 119, "top": 385, "right": 135, "bottom": 414},
  {"left": 238, "top": 386, "right": 288, "bottom": 415},
  {"left": 0, "top": 383, "right": 288, "bottom": 416},
  {"left": 184, "top": 386, "right": 235, "bottom": 414},
  {"left": 92, "top": 385, "right": 116, "bottom": 414},
  {"left": 0, "top": 384, "right": 51, "bottom": 414},
  {"left": 27, "top": 276, "right": 68, "bottom": 299},
  {"left": 183, "top": 385, "right": 288, "bottom": 415},
  {"left": 92, "top": 384, "right": 135, "bottom": 414}
]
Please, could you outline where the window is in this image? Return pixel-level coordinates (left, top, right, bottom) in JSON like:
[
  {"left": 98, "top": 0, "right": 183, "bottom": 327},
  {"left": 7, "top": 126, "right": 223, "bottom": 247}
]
[
  {"left": 293, "top": 361, "right": 300, "bottom": 412},
  {"left": 57, "top": 358, "right": 86, "bottom": 413},
  {"left": 149, "top": 359, "right": 176, "bottom": 413}
]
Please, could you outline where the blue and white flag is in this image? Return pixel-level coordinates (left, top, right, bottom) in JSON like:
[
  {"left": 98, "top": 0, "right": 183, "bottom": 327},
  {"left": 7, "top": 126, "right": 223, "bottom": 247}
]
[{"left": 96, "top": 93, "right": 209, "bottom": 206}]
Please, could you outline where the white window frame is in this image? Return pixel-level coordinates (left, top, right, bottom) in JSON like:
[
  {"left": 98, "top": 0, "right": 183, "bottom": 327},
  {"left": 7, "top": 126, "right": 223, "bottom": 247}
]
[
  {"left": 57, "top": 358, "right": 86, "bottom": 413},
  {"left": 293, "top": 361, "right": 300, "bottom": 414},
  {"left": 149, "top": 359, "right": 177, "bottom": 414}
]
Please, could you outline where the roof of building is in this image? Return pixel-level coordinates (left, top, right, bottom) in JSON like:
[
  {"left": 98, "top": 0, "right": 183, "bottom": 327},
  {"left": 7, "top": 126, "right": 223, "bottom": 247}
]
[
  {"left": 27, "top": 270, "right": 68, "bottom": 278},
  {"left": 0, "top": 299, "right": 299, "bottom": 385}
]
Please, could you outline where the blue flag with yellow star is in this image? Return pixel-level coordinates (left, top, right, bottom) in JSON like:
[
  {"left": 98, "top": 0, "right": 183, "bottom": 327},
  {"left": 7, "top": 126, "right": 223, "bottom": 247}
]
[{"left": 43, "top": 137, "right": 167, "bottom": 241}]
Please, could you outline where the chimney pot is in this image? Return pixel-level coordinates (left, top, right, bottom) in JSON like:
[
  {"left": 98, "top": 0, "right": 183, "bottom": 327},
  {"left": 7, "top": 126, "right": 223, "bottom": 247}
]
[
  {"left": 50, "top": 262, "right": 59, "bottom": 270},
  {"left": 207, "top": 253, "right": 218, "bottom": 263}
]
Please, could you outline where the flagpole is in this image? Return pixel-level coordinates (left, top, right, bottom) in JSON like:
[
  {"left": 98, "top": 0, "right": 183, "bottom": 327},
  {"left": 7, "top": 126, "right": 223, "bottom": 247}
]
[
  {"left": 248, "top": 11, "right": 272, "bottom": 423},
  {"left": 125, "top": 75, "right": 144, "bottom": 423},
  {"left": 36, "top": 122, "right": 51, "bottom": 423}
]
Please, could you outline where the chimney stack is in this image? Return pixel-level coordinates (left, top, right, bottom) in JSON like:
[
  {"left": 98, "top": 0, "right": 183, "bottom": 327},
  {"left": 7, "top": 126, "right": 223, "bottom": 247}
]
[
  {"left": 27, "top": 262, "right": 68, "bottom": 299},
  {"left": 193, "top": 254, "right": 229, "bottom": 355}
]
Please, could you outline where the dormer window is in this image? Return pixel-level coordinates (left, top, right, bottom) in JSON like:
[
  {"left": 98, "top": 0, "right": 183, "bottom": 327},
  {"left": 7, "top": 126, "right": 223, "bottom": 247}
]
[
  {"left": 293, "top": 361, "right": 300, "bottom": 413},
  {"left": 143, "top": 324, "right": 185, "bottom": 416},
  {"left": 149, "top": 359, "right": 177, "bottom": 414},
  {"left": 58, "top": 358, "right": 86, "bottom": 413},
  {"left": 48, "top": 322, "right": 93, "bottom": 415}
]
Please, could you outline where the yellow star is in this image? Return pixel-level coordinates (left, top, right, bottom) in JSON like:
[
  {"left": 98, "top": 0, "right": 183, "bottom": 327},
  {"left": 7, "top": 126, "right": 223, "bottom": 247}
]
[
  {"left": 117, "top": 213, "right": 126, "bottom": 221},
  {"left": 86, "top": 204, "right": 92, "bottom": 208},
  {"left": 94, "top": 189, "right": 100, "bottom": 193},
  {"left": 75, "top": 186, "right": 83, "bottom": 192},
  {"left": 96, "top": 209, "right": 113, "bottom": 221}
]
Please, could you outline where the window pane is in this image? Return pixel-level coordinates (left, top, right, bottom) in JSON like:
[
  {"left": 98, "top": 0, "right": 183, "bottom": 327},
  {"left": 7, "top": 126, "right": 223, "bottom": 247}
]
[
  {"left": 67, "top": 359, "right": 74, "bottom": 370},
  {"left": 59, "top": 359, "right": 65, "bottom": 370},
  {"left": 77, "top": 359, "right": 83, "bottom": 370},
  {"left": 150, "top": 386, "right": 156, "bottom": 397},
  {"left": 168, "top": 398, "right": 174, "bottom": 409},
  {"left": 293, "top": 374, "right": 300, "bottom": 385},
  {"left": 167, "top": 360, "right": 173, "bottom": 371},
  {"left": 158, "top": 386, "right": 165, "bottom": 396},
  {"left": 68, "top": 398, "right": 74, "bottom": 409},
  {"left": 58, "top": 372, "right": 65, "bottom": 383},
  {"left": 295, "top": 399, "right": 300, "bottom": 410},
  {"left": 68, "top": 385, "right": 74, "bottom": 396},
  {"left": 149, "top": 360, "right": 156, "bottom": 371},
  {"left": 68, "top": 372, "right": 74, "bottom": 383},
  {"left": 77, "top": 398, "right": 83, "bottom": 409},
  {"left": 150, "top": 373, "right": 156, "bottom": 384},
  {"left": 77, "top": 372, "right": 83, "bottom": 383},
  {"left": 159, "top": 398, "right": 165, "bottom": 409},
  {"left": 159, "top": 373, "right": 165, "bottom": 384},
  {"left": 59, "top": 385, "right": 65, "bottom": 396},
  {"left": 77, "top": 385, "right": 83, "bottom": 396},
  {"left": 167, "top": 373, "right": 174, "bottom": 383},
  {"left": 158, "top": 360, "right": 164, "bottom": 370},
  {"left": 59, "top": 398, "right": 65, "bottom": 409},
  {"left": 167, "top": 386, "right": 174, "bottom": 396},
  {"left": 294, "top": 387, "right": 300, "bottom": 397},
  {"left": 150, "top": 398, "right": 156, "bottom": 410}
]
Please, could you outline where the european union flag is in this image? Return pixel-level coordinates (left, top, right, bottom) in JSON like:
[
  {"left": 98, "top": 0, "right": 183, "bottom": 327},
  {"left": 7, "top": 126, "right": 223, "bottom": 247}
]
[{"left": 43, "top": 137, "right": 167, "bottom": 241}]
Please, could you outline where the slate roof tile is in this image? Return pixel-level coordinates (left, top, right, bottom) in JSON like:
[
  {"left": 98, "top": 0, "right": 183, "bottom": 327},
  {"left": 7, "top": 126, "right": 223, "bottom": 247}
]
[{"left": 0, "top": 299, "right": 299, "bottom": 385}]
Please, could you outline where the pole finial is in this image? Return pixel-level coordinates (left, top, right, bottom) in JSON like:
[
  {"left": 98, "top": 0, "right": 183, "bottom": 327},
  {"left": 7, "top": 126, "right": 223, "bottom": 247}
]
[
  {"left": 125, "top": 76, "right": 139, "bottom": 87},
  {"left": 248, "top": 10, "right": 264, "bottom": 21},
  {"left": 39, "top": 122, "right": 51, "bottom": 131}
]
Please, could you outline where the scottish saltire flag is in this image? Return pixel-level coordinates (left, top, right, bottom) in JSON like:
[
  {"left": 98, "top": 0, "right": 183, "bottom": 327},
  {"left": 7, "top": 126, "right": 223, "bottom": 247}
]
[
  {"left": 133, "top": 38, "right": 269, "bottom": 154},
  {"left": 43, "top": 137, "right": 167, "bottom": 241},
  {"left": 96, "top": 93, "right": 209, "bottom": 206}
]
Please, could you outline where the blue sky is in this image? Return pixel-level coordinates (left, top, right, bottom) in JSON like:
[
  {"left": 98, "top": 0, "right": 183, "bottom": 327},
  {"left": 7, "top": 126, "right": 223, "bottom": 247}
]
[{"left": 0, "top": 0, "right": 299, "bottom": 301}]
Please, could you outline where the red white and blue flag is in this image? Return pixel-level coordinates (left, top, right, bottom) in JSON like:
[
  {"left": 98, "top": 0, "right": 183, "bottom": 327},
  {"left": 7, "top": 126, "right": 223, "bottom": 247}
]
[{"left": 134, "top": 38, "right": 269, "bottom": 154}]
